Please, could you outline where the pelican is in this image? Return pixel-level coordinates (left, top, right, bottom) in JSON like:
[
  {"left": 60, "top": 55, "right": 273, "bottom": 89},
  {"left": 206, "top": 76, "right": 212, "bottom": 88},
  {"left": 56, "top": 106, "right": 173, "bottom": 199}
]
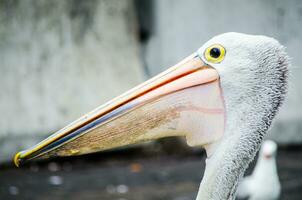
[
  {"left": 237, "top": 140, "right": 281, "bottom": 200},
  {"left": 14, "top": 32, "right": 289, "bottom": 200}
]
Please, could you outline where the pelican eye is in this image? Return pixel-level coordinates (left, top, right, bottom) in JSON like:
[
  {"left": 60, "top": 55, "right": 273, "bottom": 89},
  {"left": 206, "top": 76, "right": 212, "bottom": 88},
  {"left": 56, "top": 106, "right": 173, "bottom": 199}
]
[{"left": 204, "top": 44, "right": 226, "bottom": 63}]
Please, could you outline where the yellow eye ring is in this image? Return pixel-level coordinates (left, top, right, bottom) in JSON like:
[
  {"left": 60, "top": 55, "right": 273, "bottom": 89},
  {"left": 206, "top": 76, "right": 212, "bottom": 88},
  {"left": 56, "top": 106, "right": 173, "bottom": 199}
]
[{"left": 204, "top": 44, "right": 226, "bottom": 63}]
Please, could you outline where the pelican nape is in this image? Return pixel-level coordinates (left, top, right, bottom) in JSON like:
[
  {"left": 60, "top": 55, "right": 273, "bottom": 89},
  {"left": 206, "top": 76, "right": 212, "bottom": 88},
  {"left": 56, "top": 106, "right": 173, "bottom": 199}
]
[{"left": 14, "top": 33, "right": 289, "bottom": 200}]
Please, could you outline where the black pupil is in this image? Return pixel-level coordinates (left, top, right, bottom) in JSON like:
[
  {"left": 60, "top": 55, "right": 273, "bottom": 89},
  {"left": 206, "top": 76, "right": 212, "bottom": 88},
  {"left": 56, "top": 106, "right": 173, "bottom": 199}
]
[{"left": 210, "top": 47, "right": 221, "bottom": 58}]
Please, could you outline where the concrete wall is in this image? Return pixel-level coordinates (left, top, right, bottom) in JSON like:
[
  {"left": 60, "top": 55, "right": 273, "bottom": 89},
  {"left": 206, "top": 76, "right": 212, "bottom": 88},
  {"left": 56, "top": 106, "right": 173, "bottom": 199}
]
[
  {"left": 0, "top": 0, "right": 143, "bottom": 162},
  {"left": 143, "top": 0, "right": 302, "bottom": 144}
]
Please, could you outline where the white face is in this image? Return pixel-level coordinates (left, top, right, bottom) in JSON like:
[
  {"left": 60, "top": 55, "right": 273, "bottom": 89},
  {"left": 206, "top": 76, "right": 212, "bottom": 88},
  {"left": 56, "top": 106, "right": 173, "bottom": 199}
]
[
  {"left": 197, "top": 33, "right": 288, "bottom": 137},
  {"left": 261, "top": 140, "right": 277, "bottom": 159},
  {"left": 197, "top": 33, "right": 282, "bottom": 93}
]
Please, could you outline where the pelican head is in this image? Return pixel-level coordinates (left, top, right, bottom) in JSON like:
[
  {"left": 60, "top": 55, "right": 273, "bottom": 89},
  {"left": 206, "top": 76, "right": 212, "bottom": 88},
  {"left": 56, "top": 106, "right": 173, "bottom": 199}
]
[
  {"left": 262, "top": 140, "right": 278, "bottom": 159},
  {"left": 14, "top": 32, "right": 289, "bottom": 199}
]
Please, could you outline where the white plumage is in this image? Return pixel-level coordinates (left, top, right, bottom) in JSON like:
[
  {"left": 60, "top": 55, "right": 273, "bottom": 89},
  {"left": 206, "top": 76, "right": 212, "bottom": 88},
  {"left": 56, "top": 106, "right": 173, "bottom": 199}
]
[
  {"left": 237, "top": 140, "right": 281, "bottom": 200},
  {"left": 195, "top": 33, "right": 288, "bottom": 200}
]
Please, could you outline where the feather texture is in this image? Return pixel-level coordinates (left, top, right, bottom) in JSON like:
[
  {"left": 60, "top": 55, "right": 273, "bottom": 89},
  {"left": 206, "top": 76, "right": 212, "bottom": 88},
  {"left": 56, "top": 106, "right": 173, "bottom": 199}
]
[{"left": 196, "top": 33, "right": 289, "bottom": 200}]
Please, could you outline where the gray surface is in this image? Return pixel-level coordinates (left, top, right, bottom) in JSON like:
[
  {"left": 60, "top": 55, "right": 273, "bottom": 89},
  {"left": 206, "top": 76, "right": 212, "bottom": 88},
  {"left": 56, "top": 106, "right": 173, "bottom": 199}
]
[
  {"left": 143, "top": 0, "right": 302, "bottom": 144},
  {"left": 0, "top": 0, "right": 143, "bottom": 162},
  {"left": 0, "top": 148, "right": 301, "bottom": 200}
]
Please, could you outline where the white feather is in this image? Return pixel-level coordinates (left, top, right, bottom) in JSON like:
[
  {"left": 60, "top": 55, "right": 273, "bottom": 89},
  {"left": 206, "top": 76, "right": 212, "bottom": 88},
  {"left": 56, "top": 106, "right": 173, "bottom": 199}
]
[
  {"left": 237, "top": 140, "right": 281, "bottom": 200},
  {"left": 195, "top": 33, "right": 288, "bottom": 200}
]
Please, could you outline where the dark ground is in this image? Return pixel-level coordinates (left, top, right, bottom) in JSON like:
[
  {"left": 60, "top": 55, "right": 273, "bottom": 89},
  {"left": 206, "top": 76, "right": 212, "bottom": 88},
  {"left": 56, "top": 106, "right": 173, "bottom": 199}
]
[{"left": 0, "top": 142, "right": 302, "bottom": 200}]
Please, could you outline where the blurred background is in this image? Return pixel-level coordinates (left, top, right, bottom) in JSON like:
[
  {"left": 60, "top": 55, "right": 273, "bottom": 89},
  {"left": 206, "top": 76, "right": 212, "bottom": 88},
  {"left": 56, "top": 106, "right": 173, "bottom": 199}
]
[{"left": 0, "top": 0, "right": 301, "bottom": 199}]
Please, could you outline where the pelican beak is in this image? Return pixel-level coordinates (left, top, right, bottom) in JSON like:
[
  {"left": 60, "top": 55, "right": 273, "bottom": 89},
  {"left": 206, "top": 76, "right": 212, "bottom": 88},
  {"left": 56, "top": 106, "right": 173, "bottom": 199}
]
[{"left": 14, "top": 53, "right": 225, "bottom": 167}]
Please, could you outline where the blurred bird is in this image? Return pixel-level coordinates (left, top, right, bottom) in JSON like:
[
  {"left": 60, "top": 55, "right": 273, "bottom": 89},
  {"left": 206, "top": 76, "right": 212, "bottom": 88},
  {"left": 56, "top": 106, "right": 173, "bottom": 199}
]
[
  {"left": 14, "top": 33, "right": 289, "bottom": 200},
  {"left": 237, "top": 140, "right": 281, "bottom": 200}
]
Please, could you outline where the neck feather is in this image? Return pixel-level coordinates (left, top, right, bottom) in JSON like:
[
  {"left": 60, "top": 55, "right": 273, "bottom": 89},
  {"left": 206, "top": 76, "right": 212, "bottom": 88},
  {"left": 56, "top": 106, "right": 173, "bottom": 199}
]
[{"left": 196, "top": 128, "right": 262, "bottom": 200}]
